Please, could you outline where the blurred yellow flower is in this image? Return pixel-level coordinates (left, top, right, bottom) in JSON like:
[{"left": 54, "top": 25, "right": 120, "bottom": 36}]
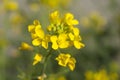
[
  {"left": 29, "top": 3, "right": 40, "bottom": 12},
  {"left": 80, "top": 11, "right": 107, "bottom": 31},
  {"left": 4, "top": 1, "right": 18, "bottom": 11},
  {"left": 10, "top": 13, "right": 24, "bottom": 25},
  {"left": 85, "top": 69, "right": 119, "bottom": 80},
  {"left": 80, "top": 17, "right": 90, "bottom": 27},
  {"left": 56, "top": 53, "right": 76, "bottom": 71},
  {"left": 40, "top": 0, "right": 71, "bottom": 8},
  {"left": 38, "top": 74, "right": 47, "bottom": 80},
  {"left": 19, "top": 42, "right": 33, "bottom": 51},
  {"left": 33, "top": 53, "right": 43, "bottom": 66}
]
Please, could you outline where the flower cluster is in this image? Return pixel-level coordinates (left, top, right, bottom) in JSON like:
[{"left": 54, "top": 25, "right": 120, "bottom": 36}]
[{"left": 27, "top": 11, "right": 84, "bottom": 71}]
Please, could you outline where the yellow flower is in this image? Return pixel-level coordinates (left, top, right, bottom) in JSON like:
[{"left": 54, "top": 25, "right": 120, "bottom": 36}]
[
  {"left": 32, "top": 35, "right": 49, "bottom": 49},
  {"left": 28, "top": 20, "right": 49, "bottom": 49},
  {"left": 10, "top": 13, "right": 24, "bottom": 25},
  {"left": 64, "top": 13, "right": 79, "bottom": 26},
  {"left": 19, "top": 42, "right": 33, "bottom": 50},
  {"left": 35, "top": 24, "right": 44, "bottom": 39},
  {"left": 67, "top": 57, "right": 76, "bottom": 71},
  {"left": 56, "top": 53, "right": 76, "bottom": 71},
  {"left": 50, "top": 33, "right": 69, "bottom": 50},
  {"left": 28, "top": 20, "right": 42, "bottom": 39},
  {"left": 80, "top": 17, "right": 90, "bottom": 27},
  {"left": 68, "top": 28, "right": 85, "bottom": 49},
  {"left": 50, "top": 11, "right": 60, "bottom": 24},
  {"left": 32, "top": 38, "right": 42, "bottom": 46},
  {"left": 4, "top": 1, "right": 18, "bottom": 11},
  {"left": 56, "top": 53, "right": 71, "bottom": 67},
  {"left": 85, "top": 71, "right": 94, "bottom": 80},
  {"left": 85, "top": 69, "right": 119, "bottom": 80},
  {"left": 33, "top": 53, "right": 43, "bottom": 66}
]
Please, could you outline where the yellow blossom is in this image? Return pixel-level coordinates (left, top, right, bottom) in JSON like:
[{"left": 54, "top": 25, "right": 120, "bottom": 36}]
[
  {"left": 67, "top": 57, "right": 76, "bottom": 71},
  {"left": 35, "top": 25, "right": 45, "bottom": 39},
  {"left": 32, "top": 35, "right": 49, "bottom": 49},
  {"left": 64, "top": 13, "right": 79, "bottom": 26},
  {"left": 32, "top": 38, "right": 42, "bottom": 46},
  {"left": 85, "top": 69, "right": 119, "bottom": 80},
  {"left": 56, "top": 53, "right": 71, "bottom": 67},
  {"left": 28, "top": 20, "right": 49, "bottom": 49},
  {"left": 19, "top": 42, "right": 33, "bottom": 50},
  {"left": 28, "top": 20, "right": 42, "bottom": 39},
  {"left": 56, "top": 53, "right": 76, "bottom": 71},
  {"left": 50, "top": 10, "right": 60, "bottom": 24},
  {"left": 33, "top": 53, "right": 43, "bottom": 66},
  {"left": 4, "top": 1, "right": 18, "bottom": 11},
  {"left": 68, "top": 27, "right": 85, "bottom": 49},
  {"left": 50, "top": 34, "right": 69, "bottom": 50}
]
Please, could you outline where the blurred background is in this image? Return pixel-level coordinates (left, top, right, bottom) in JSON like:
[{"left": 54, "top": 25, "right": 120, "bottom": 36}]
[{"left": 0, "top": 0, "right": 120, "bottom": 80}]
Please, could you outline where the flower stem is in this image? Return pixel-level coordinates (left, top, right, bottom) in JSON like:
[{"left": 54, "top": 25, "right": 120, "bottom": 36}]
[{"left": 41, "top": 49, "right": 53, "bottom": 80}]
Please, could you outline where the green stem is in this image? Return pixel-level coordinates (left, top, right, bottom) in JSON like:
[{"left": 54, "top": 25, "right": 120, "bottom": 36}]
[{"left": 41, "top": 49, "right": 53, "bottom": 80}]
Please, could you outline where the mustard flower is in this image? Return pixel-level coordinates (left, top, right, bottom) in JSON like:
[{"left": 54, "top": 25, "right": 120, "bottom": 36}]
[
  {"left": 50, "top": 11, "right": 60, "bottom": 24},
  {"left": 33, "top": 53, "right": 43, "bottom": 66},
  {"left": 28, "top": 20, "right": 49, "bottom": 49},
  {"left": 68, "top": 27, "right": 85, "bottom": 49},
  {"left": 19, "top": 42, "right": 33, "bottom": 51},
  {"left": 4, "top": 1, "right": 18, "bottom": 11},
  {"left": 67, "top": 57, "right": 76, "bottom": 71},
  {"left": 56, "top": 53, "right": 76, "bottom": 71},
  {"left": 63, "top": 13, "right": 79, "bottom": 26},
  {"left": 50, "top": 33, "right": 69, "bottom": 50},
  {"left": 85, "top": 69, "right": 119, "bottom": 80}
]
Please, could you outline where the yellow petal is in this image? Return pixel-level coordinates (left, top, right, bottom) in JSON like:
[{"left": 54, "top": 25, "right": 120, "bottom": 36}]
[
  {"left": 59, "top": 41, "right": 69, "bottom": 48},
  {"left": 65, "top": 13, "right": 74, "bottom": 20},
  {"left": 68, "top": 58, "right": 76, "bottom": 71},
  {"left": 58, "top": 33, "right": 67, "bottom": 41},
  {"left": 33, "top": 53, "right": 42, "bottom": 65},
  {"left": 35, "top": 25, "right": 44, "bottom": 39},
  {"left": 52, "top": 42, "right": 58, "bottom": 50},
  {"left": 50, "top": 36, "right": 57, "bottom": 42},
  {"left": 68, "top": 33, "right": 74, "bottom": 41},
  {"left": 28, "top": 25, "right": 35, "bottom": 32},
  {"left": 33, "top": 61, "right": 38, "bottom": 66},
  {"left": 50, "top": 11, "right": 59, "bottom": 19},
  {"left": 33, "top": 20, "right": 40, "bottom": 26},
  {"left": 56, "top": 53, "right": 71, "bottom": 67},
  {"left": 32, "top": 38, "right": 41, "bottom": 46},
  {"left": 19, "top": 42, "right": 33, "bottom": 50},
  {"left": 73, "top": 28, "right": 79, "bottom": 36},
  {"left": 74, "top": 41, "right": 85, "bottom": 49},
  {"left": 72, "top": 20, "right": 79, "bottom": 25},
  {"left": 31, "top": 33, "right": 38, "bottom": 39},
  {"left": 42, "top": 41, "right": 48, "bottom": 49}
]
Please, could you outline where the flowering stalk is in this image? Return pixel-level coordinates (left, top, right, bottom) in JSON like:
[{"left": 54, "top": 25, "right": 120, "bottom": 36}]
[
  {"left": 41, "top": 49, "right": 52, "bottom": 80},
  {"left": 19, "top": 10, "right": 85, "bottom": 80}
]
